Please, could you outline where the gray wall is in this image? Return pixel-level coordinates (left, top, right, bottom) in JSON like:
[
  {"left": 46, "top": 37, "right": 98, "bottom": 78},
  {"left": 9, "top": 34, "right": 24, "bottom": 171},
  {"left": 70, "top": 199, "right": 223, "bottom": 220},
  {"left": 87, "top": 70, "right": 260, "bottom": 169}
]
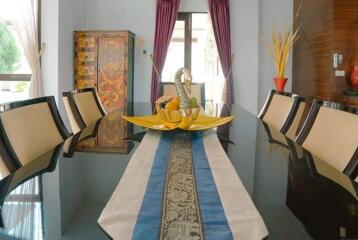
[
  {"left": 41, "top": 0, "right": 85, "bottom": 127},
  {"left": 58, "top": 0, "right": 85, "bottom": 120},
  {"left": 258, "top": 0, "right": 293, "bottom": 110},
  {"left": 41, "top": 0, "right": 292, "bottom": 116},
  {"left": 41, "top": 0, "right": 59, "bottom": 100}
]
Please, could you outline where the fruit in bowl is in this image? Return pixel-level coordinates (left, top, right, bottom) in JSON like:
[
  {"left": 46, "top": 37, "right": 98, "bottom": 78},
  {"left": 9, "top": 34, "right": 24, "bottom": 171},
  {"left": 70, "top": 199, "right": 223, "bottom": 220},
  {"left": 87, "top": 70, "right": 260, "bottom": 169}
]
[{"left": 156, "top": 96, "right": 200, "bottom": 124}]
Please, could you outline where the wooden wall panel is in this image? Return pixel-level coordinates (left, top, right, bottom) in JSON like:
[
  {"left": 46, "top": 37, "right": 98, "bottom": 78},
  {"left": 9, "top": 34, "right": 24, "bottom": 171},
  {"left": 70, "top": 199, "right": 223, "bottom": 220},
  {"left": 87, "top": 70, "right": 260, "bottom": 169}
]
[
  {"left": 293, "top": 0, "right": 334, "bottom": 100},
  {"left": 293, "top": 0, "right": 358, "bottom": 102},
  {"left": 333, "top": 0, "right": 358, "bottom": 101}
]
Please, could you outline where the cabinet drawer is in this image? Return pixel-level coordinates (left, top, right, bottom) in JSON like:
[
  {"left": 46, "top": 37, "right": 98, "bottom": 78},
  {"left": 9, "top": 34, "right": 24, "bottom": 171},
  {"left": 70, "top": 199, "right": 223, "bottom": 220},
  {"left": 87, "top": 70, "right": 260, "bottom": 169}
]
[
  {"left": 77, "top": 52, "right": 96, "bottom": 62},
  {"left": 77, "top": 37, "right": 96, "bottom": 48},
  {"left": 77, "top": 65, "right": 95, "bottom": 76},
  {"left": 76, "top": 79, "right": 96, "bottom": 89}
]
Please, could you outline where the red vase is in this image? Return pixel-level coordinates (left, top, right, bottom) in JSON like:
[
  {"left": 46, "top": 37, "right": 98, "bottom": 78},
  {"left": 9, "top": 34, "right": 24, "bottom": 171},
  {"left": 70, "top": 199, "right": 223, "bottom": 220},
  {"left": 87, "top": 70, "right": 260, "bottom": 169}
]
[
  {"left": 273, "top": 77, "right": 288, "bottom": 92},
  {"left": 350, "top": 62, "right": 358, "bottom": 88}
]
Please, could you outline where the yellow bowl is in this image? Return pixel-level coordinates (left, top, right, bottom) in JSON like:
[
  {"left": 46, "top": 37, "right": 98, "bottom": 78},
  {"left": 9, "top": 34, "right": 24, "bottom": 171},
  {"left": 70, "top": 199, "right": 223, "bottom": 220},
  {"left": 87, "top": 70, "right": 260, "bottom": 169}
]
[{"left": 156, "top": 105, "right": 200, "bottom": 123}]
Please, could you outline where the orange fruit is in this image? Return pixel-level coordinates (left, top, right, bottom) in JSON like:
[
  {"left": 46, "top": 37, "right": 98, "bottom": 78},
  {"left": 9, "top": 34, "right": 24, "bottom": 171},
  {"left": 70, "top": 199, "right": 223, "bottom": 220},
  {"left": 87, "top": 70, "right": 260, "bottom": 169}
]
[
  {"left": 173, "top": 96, "right": 180, "bottom": 103},
  {"left": 165, "top": 101, "right": 179, "bottom": 110}
]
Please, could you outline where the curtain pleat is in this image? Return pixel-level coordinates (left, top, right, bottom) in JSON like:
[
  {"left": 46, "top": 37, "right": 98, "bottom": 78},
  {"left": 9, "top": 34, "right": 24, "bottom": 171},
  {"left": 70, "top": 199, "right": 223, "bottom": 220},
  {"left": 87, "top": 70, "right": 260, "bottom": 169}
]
[
  {"left": 208, "top": 0, "right": 234, "bottom": 152},
  {"left": 11, "top": 0, "right": 43, "bottom": 98},
  {"left": 208, "top": 0, "right": 234, "bottom": 105},
  {"left": 150, "top": 0, "right": 181, "bottom": 110}
]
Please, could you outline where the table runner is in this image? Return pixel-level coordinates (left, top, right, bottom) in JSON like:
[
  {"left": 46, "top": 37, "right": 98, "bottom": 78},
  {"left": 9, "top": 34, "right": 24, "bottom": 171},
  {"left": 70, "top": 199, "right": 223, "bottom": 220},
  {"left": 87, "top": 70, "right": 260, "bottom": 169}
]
[{"left": 98, "top": 130, "right": 268, "bottom": 240}]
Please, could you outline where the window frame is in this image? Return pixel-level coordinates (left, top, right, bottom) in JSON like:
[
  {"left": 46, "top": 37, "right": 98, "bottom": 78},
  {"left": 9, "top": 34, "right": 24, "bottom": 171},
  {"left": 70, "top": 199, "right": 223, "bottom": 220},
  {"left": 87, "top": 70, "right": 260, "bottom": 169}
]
[
  {"left": 0, "top": 0, "right": 41, "bottom": 82},
  {"left": 175, "top": 12, "right": 207, "bottom": 72}
]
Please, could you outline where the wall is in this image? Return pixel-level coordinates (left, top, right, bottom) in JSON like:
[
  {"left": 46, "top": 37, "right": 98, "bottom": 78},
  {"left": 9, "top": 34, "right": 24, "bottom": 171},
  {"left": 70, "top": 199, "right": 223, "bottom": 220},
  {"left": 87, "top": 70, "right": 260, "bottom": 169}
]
[
  {"left": 41, "top": 0, "right": 59, "bottom": 100},
  {"left": 80, "top": 0, "right": 264, "bottom": 114},
  {"left": 292, "top": 0, "right": 334, "bottom": 100},
  {"left": 292, "top": 0, "right": 358, "bottom": 102},
  {"left": 58, "top": 0, "right": 85, "bottom": 120},
  {"left": 41, "top": 0, "right": 295, "bottom": 116},
  {"left": 42, "top": 0, "right": 85, "bottom": 127},
  {"left": 258, "top": 0, "right": 293, "bottom": 110},
  {"left": 41, "top": 0, "right": 293, "bottom": 116},
  {"left": 333, "top": 0, "right": 358, "bottom": 100}
]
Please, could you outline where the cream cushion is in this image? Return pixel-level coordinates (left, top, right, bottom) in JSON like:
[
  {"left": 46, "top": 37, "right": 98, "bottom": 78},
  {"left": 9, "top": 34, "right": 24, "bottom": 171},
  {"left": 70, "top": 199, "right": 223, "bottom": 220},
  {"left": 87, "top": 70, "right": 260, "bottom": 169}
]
[
  {"left": 286, "top": 101, "right": 306, "bottom": 140},
  {"left": 262, "top": 94, "right": 294, "bottom": 131},
  {"left": 0, "top": 103, "right": 63, "bottom": 166},
  {"left": 73, "top": 92, "right": 103, "bottom": 126},
  {"left": 63, "top": 96, "right": 81, "bottom": 134},
  {"left": 302, "top": 106, "right": 358, "bottom": 172}
]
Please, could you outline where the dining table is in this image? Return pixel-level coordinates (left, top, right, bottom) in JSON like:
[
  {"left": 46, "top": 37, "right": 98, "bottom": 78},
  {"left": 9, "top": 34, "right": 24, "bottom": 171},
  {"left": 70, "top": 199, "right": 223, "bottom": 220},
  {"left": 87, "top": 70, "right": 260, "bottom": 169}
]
[{"left": 0, "top": 102, "right": 356, "bottom": 240}]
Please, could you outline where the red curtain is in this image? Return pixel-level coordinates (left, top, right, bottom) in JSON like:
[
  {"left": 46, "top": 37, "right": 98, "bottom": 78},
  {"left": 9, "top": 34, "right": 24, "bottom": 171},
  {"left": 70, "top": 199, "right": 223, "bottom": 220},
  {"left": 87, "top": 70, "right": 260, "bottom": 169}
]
[
  {"left": 150, "top": 0, "right": 180, "bottom": 109},
  {"left": 208, "top": 0, "right": 234, "bottom": 104},
  {"left": 208, "top": 0, "right": 234, "bottom": 152}
]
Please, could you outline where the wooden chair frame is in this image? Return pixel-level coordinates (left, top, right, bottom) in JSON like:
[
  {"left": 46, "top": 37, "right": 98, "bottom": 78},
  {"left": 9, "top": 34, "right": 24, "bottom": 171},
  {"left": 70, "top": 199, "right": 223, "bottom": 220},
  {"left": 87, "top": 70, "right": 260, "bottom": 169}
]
[
  {"left": 0, "top": 97, "right": 70, "bottom": 168},
  {"left": 258, "top": 89, "right": 307, "bottom": 135},
  {"left": 295, "top": 99, "right": 358, "bottom": 179},
  {"left": 63, "top": 87, "right": 106, "bottom": 130},
  {"left": 159, "top": 82, "right": 206, "bottom": 108}
]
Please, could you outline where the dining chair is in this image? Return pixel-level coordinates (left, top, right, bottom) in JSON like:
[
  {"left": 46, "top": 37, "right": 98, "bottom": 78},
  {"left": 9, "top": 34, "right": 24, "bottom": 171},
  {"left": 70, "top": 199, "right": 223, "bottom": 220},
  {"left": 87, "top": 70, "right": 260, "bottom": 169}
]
[
  {"left": 0, "top": 97, "right": 70, "bottom": 168},
  {"left": 159, "top": 82, "right": 206, "bottom": 108},
  {"left": 295, "top": 100, "right": 358, "bottom": 179},
  {"left": 259, "top": 89, "right": 306, "bottom": 139},
  {"left": 62, "top": 88, "right": 106, "bottom": 130},
  {"left": 63, "top": 93, "right": 82, "bottom": 134},
  {"left": 0, "top": 137, "right": 17, "bottom": 179}
]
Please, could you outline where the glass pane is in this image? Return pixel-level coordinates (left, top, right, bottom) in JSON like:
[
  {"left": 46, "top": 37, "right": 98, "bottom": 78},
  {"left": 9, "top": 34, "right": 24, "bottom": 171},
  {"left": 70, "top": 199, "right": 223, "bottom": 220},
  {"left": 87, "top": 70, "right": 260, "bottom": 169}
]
[
  {"left": 0, "top": 21, "right": 31, "bottom": 74},
  {"left": 191, "top": 13, "right": 224, "bottom": 105},
  {"left": 0, "top": 80, "right": 30, "bottom": 104},
  {"left": 0, "top": 2, "right": 31, "bottom": 74},
  {"left": 3, "top": 177, "right": 43, "bottom": 240},
  {"left": 162, "top": 20, "right": 185, "bottom": 82}
]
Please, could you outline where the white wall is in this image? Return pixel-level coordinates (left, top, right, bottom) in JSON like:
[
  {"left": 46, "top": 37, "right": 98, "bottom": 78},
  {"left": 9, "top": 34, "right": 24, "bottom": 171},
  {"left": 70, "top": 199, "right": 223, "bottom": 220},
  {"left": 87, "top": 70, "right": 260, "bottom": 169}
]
[
  {"left": 58, "top": 0, "right": 85, "bottom": 118},
  {"left": 79, "top": 0, "right": 264, "bottom": 114},
  {"left": 41, "top": 0, "right": 59, "bottom": 100},
  {"left": 231, "top": 0, "right": 260, "bottom": 114},
  {"left": 258, "top": 0, "right": 293, "bottom": 111},
  {"left": 41, "top": 0, "right": 293, "bottom": 115},
  {"left": 42, "top": 0, "right": 84, "bottom": 127}
]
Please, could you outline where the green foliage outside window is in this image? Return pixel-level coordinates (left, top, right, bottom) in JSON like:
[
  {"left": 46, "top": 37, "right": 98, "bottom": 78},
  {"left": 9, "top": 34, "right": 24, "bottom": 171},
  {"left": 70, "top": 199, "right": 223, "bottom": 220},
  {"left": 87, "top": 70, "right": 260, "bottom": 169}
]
[{"left": 0, "top": 22, "right": 20, "bottom": 73}]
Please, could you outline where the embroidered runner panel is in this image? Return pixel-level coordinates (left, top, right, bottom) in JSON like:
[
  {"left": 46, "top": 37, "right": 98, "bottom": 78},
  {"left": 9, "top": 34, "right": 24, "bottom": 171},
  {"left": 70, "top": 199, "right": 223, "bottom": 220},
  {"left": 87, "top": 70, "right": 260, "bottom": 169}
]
[{"left": 160, "top": 133, "right": 204, "bottom": 240}]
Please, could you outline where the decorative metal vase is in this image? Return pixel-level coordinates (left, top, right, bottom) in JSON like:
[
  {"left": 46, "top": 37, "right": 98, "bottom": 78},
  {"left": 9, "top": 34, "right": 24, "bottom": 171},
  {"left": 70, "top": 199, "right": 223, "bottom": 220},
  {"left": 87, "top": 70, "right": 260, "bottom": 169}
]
[
  {"left": 273, "top": 77, "right": 288, "bottom": 92},
  {"left": 350, "top": 62, "right": 358, "bottom": 88}
]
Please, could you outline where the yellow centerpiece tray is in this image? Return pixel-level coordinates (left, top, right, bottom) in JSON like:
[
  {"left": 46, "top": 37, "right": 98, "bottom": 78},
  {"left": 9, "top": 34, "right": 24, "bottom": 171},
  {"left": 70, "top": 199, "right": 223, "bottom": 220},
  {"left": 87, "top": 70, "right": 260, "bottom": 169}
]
[{"left": 122, "top": 114, "right": 234, "bottom": 131}]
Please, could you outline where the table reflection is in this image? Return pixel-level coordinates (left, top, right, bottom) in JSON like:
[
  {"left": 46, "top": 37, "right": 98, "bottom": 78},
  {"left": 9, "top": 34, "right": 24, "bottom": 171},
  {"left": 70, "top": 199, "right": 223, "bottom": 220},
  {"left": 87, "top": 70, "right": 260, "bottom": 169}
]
[
  {"left": 260, "top": 124, "right": 358, "bottom": 239},
  {"left": 0, "top": 104, "right": 355, "bottom": 239},
  {"left": 64, "top": 110, "right": 134, "bottom": 157}
]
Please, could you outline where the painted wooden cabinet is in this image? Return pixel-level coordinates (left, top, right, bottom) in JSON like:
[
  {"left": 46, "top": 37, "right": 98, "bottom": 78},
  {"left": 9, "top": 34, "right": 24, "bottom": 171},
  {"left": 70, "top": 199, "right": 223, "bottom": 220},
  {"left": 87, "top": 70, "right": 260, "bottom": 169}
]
[
  {"left": 74, "top": 31, "right": 135, "bottom": 153},
  {"left": 74, "top": 30, "right": 134, "bottom": 112}
]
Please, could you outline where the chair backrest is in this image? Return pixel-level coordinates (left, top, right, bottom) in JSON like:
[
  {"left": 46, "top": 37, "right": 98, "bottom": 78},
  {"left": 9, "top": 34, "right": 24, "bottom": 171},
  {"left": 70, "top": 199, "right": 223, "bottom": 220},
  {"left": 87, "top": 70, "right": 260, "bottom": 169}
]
[
  {"left": 295, "top": 100, "right": 358, "bottom": 178},
  {"left": 259, "top": 90, "right": 306, "bottom": 137},
  {"left": 63, "top": 88, "right": 106, "bottom": 128},
  {"left": 159, "top": 82, "right": 205, "bottom": 108},
  {"left": 63, "top": 95, "right": 82, "bottom": 134},
  {"left": 0, "top": 97, "right": 70, "bottom": 167},
  {"left": 284, "top": 98, "right": 306, "bottom": 140},
  {"left": 0, "top": 138, "right": 16, "bottom": 179}
]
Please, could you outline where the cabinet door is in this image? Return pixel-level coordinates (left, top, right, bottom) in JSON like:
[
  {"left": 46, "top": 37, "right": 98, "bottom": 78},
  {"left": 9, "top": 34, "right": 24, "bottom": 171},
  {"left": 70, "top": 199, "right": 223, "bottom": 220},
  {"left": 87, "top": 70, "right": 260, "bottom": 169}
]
[{"left": 97, "top": 36, "right": 127, "bottom": 113}]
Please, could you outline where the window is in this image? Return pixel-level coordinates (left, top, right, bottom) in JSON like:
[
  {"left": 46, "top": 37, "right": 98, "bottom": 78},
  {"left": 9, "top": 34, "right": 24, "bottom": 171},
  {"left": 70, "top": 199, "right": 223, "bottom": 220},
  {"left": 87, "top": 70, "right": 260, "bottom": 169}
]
[
  {"left": 162, "top": 13, "right": 224, "bottom": 108},
  {"left": 0, "top": 0, "right": 39, "bottom": 104},
  {"left": 2, "top": 177, "right": 43, "bottom": 240}
]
